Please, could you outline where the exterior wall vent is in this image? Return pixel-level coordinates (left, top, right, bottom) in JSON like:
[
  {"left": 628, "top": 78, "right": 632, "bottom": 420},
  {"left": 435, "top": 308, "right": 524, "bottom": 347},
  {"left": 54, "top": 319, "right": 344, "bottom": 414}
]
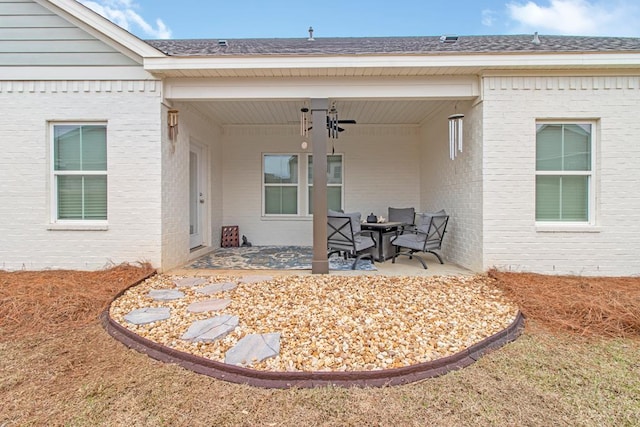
[{"left": 440, "top": 35, "right": 459, "bottom": 43}]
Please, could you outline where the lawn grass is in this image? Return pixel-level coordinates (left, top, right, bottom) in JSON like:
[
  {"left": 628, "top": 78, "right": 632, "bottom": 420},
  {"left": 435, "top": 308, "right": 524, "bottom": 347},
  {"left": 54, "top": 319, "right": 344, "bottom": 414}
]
[{"left": 1, "top": 267, "right": 639, "bottom": 426}]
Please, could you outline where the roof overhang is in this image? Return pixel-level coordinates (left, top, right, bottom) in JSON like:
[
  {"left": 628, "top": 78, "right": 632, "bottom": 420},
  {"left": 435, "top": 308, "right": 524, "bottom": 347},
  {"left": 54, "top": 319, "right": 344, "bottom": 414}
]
[{"left": 145, "top": 52, "right": 640, "bottom": 78}]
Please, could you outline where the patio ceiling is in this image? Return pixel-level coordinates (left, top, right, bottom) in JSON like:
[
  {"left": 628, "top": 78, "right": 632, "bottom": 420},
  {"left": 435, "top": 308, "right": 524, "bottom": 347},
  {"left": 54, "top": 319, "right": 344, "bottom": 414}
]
[{"left": 187, "top": 99, "right": 459, "bottom": 127}]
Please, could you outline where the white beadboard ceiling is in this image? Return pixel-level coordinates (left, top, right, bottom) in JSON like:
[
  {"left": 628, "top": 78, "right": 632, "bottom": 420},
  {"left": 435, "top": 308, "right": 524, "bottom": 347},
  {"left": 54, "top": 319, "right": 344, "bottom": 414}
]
[{"left": 188, "top": 99, "right": 458, "bottom": 126}]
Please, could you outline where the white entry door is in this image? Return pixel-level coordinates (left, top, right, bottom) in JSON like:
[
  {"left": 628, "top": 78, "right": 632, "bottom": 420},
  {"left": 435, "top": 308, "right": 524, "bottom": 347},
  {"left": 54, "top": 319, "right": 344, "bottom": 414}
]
[{"left": 189, "top": 144, "right": 205, "bottom": 249}]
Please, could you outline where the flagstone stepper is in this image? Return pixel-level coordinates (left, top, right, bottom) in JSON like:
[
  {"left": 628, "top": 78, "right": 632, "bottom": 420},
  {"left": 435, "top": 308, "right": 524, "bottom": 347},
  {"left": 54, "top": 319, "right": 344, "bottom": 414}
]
[
  {"left": 196, "top": 282, "right": 237, "bottom": 295},
  {"left": 124, "top": 307, "right": 171, "bottom": 325},
  {"left": 173, "top": 277, "right": 207, "bottom": 288},
  {"left": 187, "top": 298, "right": 232, "bottom": 313},
  {"left": 225, "top": 333, "right": 281, "bottom": 366},
  {"left": 181, "top": 314, "right": 239, "bottom": 342},
  {"left": 148, "top": 289, "right": 185, "bottom": 301}
]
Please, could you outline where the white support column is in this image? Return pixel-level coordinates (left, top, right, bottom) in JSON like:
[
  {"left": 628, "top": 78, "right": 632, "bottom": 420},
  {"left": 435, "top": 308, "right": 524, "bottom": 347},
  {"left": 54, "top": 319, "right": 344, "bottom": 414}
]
[{"left": 311, "top": 98, "right": 329, "bottom": 274}]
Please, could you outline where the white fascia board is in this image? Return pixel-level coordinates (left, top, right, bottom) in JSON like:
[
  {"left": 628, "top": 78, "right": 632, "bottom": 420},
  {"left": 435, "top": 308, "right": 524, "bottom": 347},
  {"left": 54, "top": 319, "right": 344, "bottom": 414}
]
[
  {"left": 36, "top": 0, "right": 165, "bottom": 60},
  {"left": 164, "top": 76, "right": 480, "bottom": 100},
  {"left": 145, "top": 52, "right": 640, "bottom": 73}
]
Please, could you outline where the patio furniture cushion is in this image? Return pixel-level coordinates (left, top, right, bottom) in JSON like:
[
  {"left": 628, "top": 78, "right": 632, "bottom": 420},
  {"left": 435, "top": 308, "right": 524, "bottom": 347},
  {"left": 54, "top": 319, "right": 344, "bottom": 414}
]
[
  {"left": 390, "top": 212, "right": 449, "bottom": 269},
  {"left": 388, "top": 207, "right": 415, "bottom": 225},
  {"left": 415, "top": 209, "right": 447, "bottom": 233},
  {"left": 329, "top": 209, "right": 361, "bottom": 234},
  {"left": 327, "top": 213, "right": 376, "bottom": 269},
  {"left": 392, "top": 232, "right": 442, "bottom": 251}
]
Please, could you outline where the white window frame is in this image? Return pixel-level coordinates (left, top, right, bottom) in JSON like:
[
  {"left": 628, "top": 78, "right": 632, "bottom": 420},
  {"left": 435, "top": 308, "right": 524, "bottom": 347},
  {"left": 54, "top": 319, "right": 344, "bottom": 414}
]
[
  {"left": 262, "top": 153, "right": 300, "bottom": 217},
  {"left": 50, "top": 122, "right": 108, "bottom": 226},
  {"left": 261, "top": 152, "right": 344, "bottom": 218},
  {"left": 535, "top": 120, "right": 596, "bottom": 227},
  {"left": 307, "top": 153, "right": 344, "bottom": 215}
]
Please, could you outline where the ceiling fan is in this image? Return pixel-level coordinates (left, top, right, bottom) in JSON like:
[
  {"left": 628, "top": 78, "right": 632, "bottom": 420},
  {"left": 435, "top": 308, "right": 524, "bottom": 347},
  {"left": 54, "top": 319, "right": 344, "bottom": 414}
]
[{"left": 301, "top": 107, "right": 356, "bottom": 136}]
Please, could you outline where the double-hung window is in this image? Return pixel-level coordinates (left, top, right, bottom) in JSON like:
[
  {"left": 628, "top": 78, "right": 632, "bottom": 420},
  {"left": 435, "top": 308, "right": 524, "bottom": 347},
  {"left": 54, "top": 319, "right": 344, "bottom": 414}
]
[
  {"left": 308, "top": 154, "right": 343, "bottom": 214},
  {"left": 263, "top": 154, "right": 299, "bottom": 215},
  {"left": 262, "top": 153, "right": 343, "bottom": 216},
  {"left": 535, "top": 122, "right": 594, "bottom": 223},
  {"left": 52, "top": 123, "right": 107, "bottom": 222}
]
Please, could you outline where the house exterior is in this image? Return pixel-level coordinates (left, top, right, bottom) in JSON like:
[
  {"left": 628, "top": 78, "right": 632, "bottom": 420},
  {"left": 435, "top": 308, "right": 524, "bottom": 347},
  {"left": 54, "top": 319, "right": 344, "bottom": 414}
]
[{"left": 2, "top": 0, "right": 640, "bottom": 276}]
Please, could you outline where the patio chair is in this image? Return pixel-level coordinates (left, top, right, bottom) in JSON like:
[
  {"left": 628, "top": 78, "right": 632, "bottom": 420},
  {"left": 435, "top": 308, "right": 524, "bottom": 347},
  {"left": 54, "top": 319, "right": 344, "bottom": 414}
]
[
  {"left": 390, "top": 211, "right": 449, "bottom": 269},
  {"left": 327, "top": 212, "right": 376, "bottom": 269},
  {"left": 387, "top": 207, "right": 416, "bottom": 233}
]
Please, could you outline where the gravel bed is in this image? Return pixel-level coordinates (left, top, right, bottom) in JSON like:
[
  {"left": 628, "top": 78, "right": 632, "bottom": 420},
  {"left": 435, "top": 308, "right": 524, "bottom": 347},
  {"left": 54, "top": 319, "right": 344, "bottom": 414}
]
[{"left": 109, "top": 274, "right": 519, "bottom": 372}]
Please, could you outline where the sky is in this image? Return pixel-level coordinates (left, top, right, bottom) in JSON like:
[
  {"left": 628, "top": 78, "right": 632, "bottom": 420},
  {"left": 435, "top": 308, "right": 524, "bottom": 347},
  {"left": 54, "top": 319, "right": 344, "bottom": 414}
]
[{"left": 78, "top": 0, "right": 640, "bottom": 40}]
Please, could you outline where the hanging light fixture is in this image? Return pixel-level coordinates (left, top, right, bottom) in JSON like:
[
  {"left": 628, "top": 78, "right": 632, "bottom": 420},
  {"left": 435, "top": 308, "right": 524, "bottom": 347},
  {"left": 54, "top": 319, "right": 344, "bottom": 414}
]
[{"left": 448, "top": 113, "right": 464, "bottom": 160}]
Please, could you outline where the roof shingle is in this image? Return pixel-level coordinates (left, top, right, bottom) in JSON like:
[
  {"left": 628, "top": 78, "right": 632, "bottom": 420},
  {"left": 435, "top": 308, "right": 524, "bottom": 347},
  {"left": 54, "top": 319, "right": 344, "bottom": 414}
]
[{"left": 145, "top": 35, "right": 640, "bottom": 57}]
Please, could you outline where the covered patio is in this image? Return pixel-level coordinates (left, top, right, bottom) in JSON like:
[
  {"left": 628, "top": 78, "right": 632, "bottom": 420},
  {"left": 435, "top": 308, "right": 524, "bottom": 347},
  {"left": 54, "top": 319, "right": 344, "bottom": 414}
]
[{"left": 158, "top": 73, "right": 483, "bottom": 274}]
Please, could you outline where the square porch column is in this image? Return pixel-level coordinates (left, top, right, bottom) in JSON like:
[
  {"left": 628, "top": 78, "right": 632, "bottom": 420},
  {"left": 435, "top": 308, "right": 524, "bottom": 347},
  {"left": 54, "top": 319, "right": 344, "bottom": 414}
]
[{"left": 311, "top": 98, "right": 329, "bottom": 274}]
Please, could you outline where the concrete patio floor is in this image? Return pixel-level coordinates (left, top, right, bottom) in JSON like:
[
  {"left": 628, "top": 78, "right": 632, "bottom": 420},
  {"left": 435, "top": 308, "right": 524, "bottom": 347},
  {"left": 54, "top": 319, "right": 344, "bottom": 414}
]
[{"left": 169, "top": 253, "right": 473, "bottom": 277}]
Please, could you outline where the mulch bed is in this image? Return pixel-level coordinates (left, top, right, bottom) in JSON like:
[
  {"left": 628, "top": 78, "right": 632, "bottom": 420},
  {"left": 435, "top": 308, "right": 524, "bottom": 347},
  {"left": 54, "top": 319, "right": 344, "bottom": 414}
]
[
  {"left": 489, "top": 269, "right": 640, "bottom": 339},
  {"left": 0, "top": 263, "right": 154, "bottom": 341},
  {"left": 2, "top": 264, "right": 639, "bottom": 342}
]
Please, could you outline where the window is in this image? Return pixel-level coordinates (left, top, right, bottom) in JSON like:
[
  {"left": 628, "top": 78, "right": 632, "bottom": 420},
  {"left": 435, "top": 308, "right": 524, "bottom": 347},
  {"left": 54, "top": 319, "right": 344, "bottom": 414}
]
[
  {"left": 263, "top": 154, "right": 299, "bottom": 215},
  {"left": 262, "top": 153, "right": 343, "bottom": 216},
  {"left": 52, "top": 124, "right": 107, "bottom": 221},
  {"left": 308, "top": 154, "right": 343, "bottom": 214},
  {"left": 536, "top": 123, "right": 593, "bottom": 222}
]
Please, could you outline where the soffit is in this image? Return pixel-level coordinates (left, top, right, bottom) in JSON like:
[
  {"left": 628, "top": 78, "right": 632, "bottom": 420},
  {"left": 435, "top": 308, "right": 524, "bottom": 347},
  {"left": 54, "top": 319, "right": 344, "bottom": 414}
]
[{"left": 186, "top": 99, "right": 455, "bottom": 127}]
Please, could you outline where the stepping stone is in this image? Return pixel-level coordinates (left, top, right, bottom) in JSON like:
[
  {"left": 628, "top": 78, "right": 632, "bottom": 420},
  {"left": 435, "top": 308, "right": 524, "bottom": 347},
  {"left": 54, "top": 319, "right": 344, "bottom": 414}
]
[
  {"left": 124, "top": 307, "right": 171, "bottom": 325},
  {"left": 196, "top": 282, "right": 237, "bottom": 295},
  {"left": 181, "top": 315, "right": 239, "bottom": 342},
  {"left": 225, "top": 333, "right": 281, "bottom": 366},
  {"left": 187, "top": 298, "right": 231, "bottom": 313},
  {"left": 239, "top": 275, "right": 273, "bottom": 284},
  {"left": 148, "top": 289, "right": 185, "bottom": 301},
  {"left": 173, "top": 277, "right": 207, "bottom": 288}
]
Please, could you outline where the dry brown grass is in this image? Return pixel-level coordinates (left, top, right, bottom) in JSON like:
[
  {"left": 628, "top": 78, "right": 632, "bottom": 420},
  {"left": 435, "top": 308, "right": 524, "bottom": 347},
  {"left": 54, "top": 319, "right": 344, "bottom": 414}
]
[{"left": 1, "top": 266, "right": 639, "bottom": 426}]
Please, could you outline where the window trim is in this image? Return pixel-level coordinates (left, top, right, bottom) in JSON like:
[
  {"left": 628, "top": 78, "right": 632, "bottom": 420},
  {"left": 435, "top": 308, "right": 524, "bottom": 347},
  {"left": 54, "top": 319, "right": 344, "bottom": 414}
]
[
  {"left": 262, "top": 153, "right": 301, "bottom": 217},
  {"left": 261, "top": 152, "right": 344, "bottom": 218},
  {"left": 50, "top": 122, "right": 108, "bottom": 225},
  {"left": 535, "top": 120, "right": 596, "bottom": 226},
  {"left": 306, "top": 153, "right": 344, "bottom": 216}
]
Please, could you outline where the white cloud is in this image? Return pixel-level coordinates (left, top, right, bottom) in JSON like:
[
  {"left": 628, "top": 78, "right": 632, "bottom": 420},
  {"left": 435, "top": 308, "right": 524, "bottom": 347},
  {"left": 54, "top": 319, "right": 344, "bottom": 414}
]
[
  {"left": 80, "top": 0, "right": 172, "bottom": 39},
  {"left": 506, "top": 0, "right": 640, "bottom": 36},
  {"left": 482, "top": 9, "right": 497, "bottom": 27}
]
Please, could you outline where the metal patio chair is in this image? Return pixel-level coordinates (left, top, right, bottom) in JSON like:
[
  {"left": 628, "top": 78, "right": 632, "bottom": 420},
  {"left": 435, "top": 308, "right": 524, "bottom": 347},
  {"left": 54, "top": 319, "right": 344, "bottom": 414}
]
[
  {"left": 390, "top": 212, "right": 449, "bottom": 269},
  {"left": 327, "top": 213, "right": 376, "bottom": 270}
]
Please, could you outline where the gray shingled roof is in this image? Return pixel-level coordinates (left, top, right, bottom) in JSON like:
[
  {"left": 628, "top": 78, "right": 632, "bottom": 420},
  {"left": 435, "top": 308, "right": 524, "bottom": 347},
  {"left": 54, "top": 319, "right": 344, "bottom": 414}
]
[{"left": 145, "top": 35, "right": 640, "bottom": 57}]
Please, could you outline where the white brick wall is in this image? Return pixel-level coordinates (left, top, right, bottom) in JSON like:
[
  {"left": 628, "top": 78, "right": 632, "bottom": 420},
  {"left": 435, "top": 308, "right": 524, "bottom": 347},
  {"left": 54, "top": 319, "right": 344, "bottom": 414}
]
[
  {"left": 482, "top": 75, "right": 640, "bottom": 276},
  {"left": 0, "top": 80, "right": 163, "bottom": 270},
  {"left": 160, "top": 103, "right": 223, "bottom": 271},
  {"left": 221, "top": 125, "right": 421, "bottom": 245},
  {"left": 420, "top": 103, "right": 484, "bottom": 271}
]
